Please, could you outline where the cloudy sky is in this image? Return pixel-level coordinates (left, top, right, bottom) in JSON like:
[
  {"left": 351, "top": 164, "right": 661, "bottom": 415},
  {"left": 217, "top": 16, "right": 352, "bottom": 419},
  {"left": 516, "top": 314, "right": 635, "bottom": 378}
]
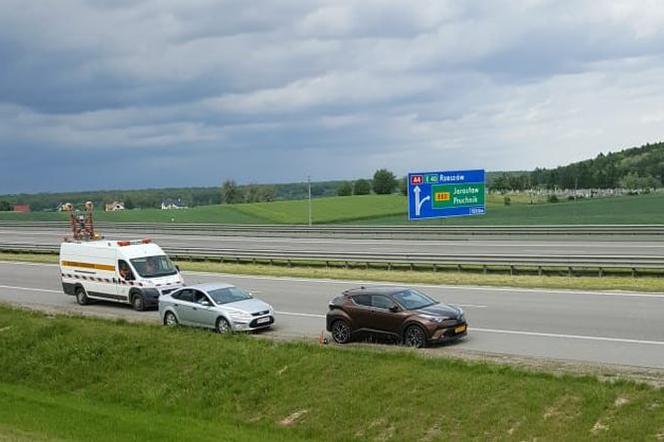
[{"left": 1, "top": 0, "right": 664, "bottom": 193}]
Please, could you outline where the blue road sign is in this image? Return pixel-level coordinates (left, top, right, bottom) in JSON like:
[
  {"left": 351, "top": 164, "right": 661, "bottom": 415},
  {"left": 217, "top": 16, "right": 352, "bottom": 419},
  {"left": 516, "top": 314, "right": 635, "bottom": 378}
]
[{"left": 407, "top": 169, "right": 486, "bottom": 221}]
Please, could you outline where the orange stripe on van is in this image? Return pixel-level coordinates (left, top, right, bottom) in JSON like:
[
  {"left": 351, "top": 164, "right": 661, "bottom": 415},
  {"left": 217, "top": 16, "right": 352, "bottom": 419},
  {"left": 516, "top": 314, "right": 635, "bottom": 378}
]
[{"left": 61, "top": 261, "right": 115, "bottom": 272}]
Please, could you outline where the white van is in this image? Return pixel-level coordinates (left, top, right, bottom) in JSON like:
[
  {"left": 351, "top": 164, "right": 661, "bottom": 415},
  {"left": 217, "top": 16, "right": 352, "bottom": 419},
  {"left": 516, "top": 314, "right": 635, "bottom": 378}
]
[{"left": 59, "top": 239, "right": 184, "bottom": 311}]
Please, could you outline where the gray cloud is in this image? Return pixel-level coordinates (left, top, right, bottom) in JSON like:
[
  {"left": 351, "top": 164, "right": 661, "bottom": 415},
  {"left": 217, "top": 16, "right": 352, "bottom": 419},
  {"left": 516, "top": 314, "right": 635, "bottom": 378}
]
[{"left": 1, "top": 0, "right": 664, "bottom": 193}]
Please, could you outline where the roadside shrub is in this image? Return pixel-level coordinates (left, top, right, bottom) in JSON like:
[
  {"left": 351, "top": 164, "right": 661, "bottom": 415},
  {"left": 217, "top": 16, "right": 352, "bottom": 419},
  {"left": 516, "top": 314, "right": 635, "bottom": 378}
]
[
  {"left": 353, "top": 179, "right": 371, "bottom": 195},
  {"left": 503, "top": 196, "right": 511, "bottom": 206},
  {"left": 372, "top": 169, "right": 397, "bottom": 194},
  {"left": 337, "top": 182, "right": 352, "bottom": 197},
  {"left": 547, "top": 194, "right": 559, "bottom": 203}
]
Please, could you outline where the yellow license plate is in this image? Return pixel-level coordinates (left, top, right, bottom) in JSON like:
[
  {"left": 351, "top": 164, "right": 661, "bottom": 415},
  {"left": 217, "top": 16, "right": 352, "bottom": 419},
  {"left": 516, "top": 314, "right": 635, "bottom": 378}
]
[{"left": 455, "top": 325, "right": 467, "bottom": 333}]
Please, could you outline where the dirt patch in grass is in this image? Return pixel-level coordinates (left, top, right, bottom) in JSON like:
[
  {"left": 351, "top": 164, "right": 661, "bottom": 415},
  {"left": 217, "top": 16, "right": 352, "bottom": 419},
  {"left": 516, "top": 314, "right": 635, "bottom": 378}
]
[{"left": 278, "top": 409, "right": 309, "bottom": 427}]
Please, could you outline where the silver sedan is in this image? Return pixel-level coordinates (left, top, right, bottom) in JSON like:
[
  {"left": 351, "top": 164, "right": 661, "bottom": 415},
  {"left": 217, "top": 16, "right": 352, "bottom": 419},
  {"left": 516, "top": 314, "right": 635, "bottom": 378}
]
[{"left": 158, "top": 282, "right": 275, "bottom": 333}]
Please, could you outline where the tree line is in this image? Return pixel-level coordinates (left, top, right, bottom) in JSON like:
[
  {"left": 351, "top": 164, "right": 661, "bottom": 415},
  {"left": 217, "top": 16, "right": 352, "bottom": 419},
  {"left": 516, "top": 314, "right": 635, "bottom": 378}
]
[
  {"left": 0, "top": 181, "right": 345, "bottom": 211},
  {"left": 491, "top": 141, "right": 664, "bottom": 191},
  {"left": 336, "top": 169, "right": 399, "bottom": 196},
  {"left": 2, "top": 141, "right": 662, "bottom": 211}
]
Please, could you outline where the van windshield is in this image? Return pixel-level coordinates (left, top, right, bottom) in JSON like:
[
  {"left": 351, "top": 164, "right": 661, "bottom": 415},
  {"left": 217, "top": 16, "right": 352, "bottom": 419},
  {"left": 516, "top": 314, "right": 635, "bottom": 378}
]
[{"left": 130, "top": 255, "right": 177, "bottom": 278}]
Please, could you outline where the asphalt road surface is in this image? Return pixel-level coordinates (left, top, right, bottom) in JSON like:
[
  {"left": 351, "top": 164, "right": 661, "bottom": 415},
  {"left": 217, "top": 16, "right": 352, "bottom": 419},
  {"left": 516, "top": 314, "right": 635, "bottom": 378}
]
[
  {"left": 0, "top": 227, "right": 662, "bottom": 257},
  {"left": 1, "top": 261, "right": 663, "bottom": 369}
]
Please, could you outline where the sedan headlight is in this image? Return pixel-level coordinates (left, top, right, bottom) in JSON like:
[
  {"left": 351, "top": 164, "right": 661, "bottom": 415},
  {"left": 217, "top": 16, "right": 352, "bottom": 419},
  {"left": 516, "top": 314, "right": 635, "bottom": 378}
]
[{"left": 228, "top": 311, "right": 252, "bottom": 321}]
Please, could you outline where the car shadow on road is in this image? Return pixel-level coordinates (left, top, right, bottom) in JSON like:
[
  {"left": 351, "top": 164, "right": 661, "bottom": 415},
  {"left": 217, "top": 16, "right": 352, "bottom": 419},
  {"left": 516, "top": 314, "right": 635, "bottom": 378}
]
[{"left": 353, "top": 332, "right": 467, "bottom": 349}]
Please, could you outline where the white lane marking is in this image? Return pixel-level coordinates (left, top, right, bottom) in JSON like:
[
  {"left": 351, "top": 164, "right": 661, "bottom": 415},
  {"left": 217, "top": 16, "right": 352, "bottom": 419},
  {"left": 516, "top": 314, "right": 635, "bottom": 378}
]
[
  {"left": 0, "top": 261, "right": 59, "bottom": 267},
  {"left": 276, "top": 311, "right": 325, "bottom": 319},
  {"left": 0, "top": 284, "right": 61, "bottom": 294},
  {"left": 1, "top": 260, "right": 664, "bottom": 299},
  {"left": 0, "top": 282, "right": 662, "bottom": 347},
  {"left": 472, "top": 328, "right": 664, "bottom": 346},
  {"left": 188, "top": 270, "right": 664, "bottom": 299}
]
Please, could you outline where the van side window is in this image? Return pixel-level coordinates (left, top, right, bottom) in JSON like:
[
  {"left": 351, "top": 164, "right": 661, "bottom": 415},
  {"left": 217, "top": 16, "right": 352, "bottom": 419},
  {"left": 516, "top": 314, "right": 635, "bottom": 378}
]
[{"left": 118, "top": 260, "right": 135, "bottom": 281}]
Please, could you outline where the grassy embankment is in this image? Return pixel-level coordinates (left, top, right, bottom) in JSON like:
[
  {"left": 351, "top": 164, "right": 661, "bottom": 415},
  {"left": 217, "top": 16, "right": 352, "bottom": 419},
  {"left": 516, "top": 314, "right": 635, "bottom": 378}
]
[
  {"left": 1, "top": 252, "right": 663, "bottom": 293},
  {"left": 0, "top": 306, "right": 663, "bottom": 441},
  {"left": 1, "top": 192, "right": 663, "bottom": 225}
]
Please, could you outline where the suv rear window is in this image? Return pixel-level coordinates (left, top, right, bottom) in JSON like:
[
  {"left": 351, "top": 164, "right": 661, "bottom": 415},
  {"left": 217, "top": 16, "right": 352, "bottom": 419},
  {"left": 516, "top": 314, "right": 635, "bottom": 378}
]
[{"left": 351, "top": 294, "right": 371, "bottom": 306}]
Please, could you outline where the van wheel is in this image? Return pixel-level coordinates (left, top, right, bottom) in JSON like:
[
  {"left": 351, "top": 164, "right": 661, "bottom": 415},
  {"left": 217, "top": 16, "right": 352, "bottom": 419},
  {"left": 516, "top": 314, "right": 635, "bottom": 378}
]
[
  {"left": 75, "top": 287, "right": 89, "bottom": 306},
  {"left": 132, "top": 294, "right": 145, "bottom": 312}
]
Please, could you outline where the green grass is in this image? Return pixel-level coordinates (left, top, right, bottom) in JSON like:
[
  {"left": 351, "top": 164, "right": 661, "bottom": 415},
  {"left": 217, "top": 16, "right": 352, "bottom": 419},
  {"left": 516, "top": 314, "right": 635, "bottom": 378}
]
[
  {"left": 355, "top": 192, "right": 664, "bottom": 225},
  {"left": 2, "top": 252, "right": 664, "bottom": 293},
  {"left": 0, "top": 195, "right": 406, "bottom": 224},
  {"left": 0, "top": 383, "right": 307, "bottom": 442},
  {"left": 0, "top": 307, "right": 663, "bottom": 441},
  {"left": 178, "top": 261, "right": 664, "bottom": 293},
  {"left": 2, "top": 192, "right": 664, "bottom": 225}
]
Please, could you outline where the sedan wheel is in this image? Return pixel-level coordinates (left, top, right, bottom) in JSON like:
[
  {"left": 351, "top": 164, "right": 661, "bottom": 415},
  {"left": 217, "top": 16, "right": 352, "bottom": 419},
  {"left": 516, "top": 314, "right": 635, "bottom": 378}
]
[
  {"left": 331, "top": 320, "right": 351, "bottom": 344},
  {"left": 404, "top": 325, "right": 426, "bottom": 348},
  {"left": 216, "top": 317, "right": 231, "bottom": 334},
  {"left": 164, "top": 312, "right": 178, "bottom": 327}
]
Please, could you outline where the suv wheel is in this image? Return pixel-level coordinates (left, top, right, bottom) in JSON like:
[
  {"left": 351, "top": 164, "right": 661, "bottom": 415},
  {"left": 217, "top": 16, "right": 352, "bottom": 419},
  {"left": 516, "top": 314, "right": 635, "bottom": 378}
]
[
  {"left": 75, "top": 287, "right": 89, "bottom": 306},
  {"left": 331, "top": 320, "right": 351, "bottom": 344},
  {"left": 403, "top": 325, "right": 427, "bottom": 348}
]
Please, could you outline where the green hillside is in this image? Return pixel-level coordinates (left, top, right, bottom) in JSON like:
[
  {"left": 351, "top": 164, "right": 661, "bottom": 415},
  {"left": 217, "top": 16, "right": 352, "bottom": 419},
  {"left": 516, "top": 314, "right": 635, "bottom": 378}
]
[
  {"left": 493, "top": 141, "right": 664, "bottom": 191},
  {"left": 1, "top": 307, "right": 663, "bottom": 442},
  {"left": 0, "top": 192, "right": 662, "bottom": 225}
]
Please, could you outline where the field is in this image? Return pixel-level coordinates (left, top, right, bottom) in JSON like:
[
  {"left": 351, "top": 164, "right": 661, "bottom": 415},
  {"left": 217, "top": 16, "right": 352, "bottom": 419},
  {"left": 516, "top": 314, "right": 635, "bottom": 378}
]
[
  {"left": 0, "top": 306, "right": 663, "bottom": 441},
  {"left": 0, "top": 192, "right": 663, "bottom": 225}
]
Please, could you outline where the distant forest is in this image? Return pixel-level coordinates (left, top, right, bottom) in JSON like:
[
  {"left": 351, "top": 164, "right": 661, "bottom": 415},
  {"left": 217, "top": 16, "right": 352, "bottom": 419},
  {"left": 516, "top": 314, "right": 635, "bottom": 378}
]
[
  {"left": 0, "top": 181, "right": 346, "bottom": 212},
  {"left": 491, "top": 141, "right": 664, "bottom": 191},
  {"left": 1, "top": 141, "right": 662, "bottom": 211}
]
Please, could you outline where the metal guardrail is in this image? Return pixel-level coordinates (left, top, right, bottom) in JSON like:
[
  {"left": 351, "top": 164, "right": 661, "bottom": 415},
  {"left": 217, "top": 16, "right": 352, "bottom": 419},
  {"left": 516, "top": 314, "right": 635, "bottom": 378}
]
[
  {"left": 1, "top": 221, "right": 664, "bottom": 238},
  {"left": 1, "top": 242, "right": 662, "bottom": 276}
]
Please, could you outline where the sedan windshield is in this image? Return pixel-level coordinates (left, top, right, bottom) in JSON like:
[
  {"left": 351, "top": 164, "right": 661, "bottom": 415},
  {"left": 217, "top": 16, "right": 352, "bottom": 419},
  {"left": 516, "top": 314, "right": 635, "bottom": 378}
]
[
  {"left": 393, "top": 289, "right": 437, "bottom": 310},
  {"left": 207, "top": 286, "right": 252, "bottom": 305},
  {"left": 130, "top": 255, "right": 177, "bottom": 278}
]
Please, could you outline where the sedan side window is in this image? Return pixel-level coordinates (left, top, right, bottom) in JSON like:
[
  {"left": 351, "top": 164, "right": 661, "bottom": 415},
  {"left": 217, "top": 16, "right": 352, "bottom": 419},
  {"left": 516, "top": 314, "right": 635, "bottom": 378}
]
[
  {"left": 371, "top": 295, "right": 395, "bottom": 310},
  {"left": 193, "top": 290, "right": 212, "bottom": 306},
  {"left": 173, "top": 289, "right": 194, "bottom": 302}
]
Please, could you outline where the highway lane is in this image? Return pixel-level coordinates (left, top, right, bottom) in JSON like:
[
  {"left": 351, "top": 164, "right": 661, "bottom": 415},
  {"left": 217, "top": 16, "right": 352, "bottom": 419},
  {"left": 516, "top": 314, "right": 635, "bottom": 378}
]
[
  {"left": 1, "top": 261, "right": 664, "bottom": 368},
  {"left": 0, "top": 228, "right": 662, "bottom": 257}
]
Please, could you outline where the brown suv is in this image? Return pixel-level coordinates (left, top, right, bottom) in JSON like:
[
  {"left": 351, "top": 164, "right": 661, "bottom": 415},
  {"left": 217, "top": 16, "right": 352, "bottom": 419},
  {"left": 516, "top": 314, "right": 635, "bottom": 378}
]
[{"left": 326, "top": 286, "right": 467, "bottom": 348}]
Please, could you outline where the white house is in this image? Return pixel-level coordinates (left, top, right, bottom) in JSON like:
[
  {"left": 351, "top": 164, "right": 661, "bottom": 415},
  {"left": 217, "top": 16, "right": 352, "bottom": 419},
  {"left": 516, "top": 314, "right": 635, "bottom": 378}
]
[
  {"left": 161, "top": 198, "right": 187, "bottom": 210},
  {"left": 104, "top": 201, "right": 125, "bottom": 212}
]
